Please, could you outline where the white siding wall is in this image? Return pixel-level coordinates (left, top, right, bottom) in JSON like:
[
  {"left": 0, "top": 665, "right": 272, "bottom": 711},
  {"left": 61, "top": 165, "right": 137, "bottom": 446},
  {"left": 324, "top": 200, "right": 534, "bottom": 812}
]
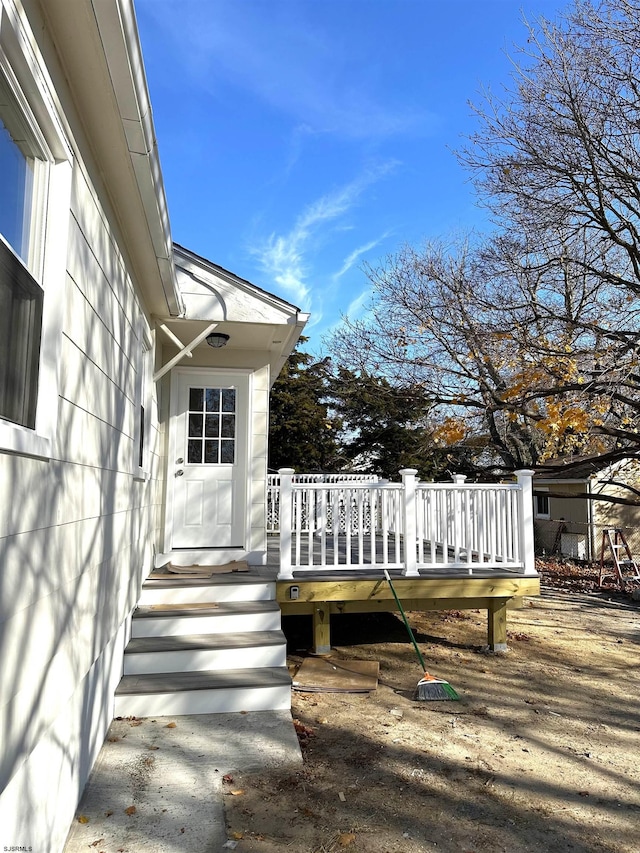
[{"left": 0, "top": 124, "right": 162, "bottom": 853}]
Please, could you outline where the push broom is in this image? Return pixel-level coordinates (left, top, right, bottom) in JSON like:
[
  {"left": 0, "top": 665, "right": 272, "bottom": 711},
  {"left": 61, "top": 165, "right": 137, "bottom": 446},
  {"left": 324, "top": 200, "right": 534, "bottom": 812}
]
[{"left": 384, "top": 570, "right": 460, "bottom": 701}]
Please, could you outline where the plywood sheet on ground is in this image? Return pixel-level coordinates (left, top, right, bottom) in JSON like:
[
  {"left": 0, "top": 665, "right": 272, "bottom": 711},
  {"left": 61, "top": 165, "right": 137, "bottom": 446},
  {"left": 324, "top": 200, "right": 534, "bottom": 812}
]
[{"left": 292, "top": 657, "right": 379, "bottom": 693}]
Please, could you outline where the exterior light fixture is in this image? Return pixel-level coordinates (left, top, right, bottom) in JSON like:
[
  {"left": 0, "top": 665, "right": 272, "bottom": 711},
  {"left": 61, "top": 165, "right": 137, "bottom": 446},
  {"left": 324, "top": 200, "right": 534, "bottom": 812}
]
[{"left": 206, "top": 332, "right": 230, "bottom": 348}]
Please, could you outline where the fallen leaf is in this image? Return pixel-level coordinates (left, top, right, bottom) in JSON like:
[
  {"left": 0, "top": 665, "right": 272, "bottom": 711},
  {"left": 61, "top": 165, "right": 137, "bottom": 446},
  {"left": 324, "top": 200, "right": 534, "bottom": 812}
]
[
  {"left": 166, "top": 722, "right": 177, "bottom": 729},
  {"left": 105, "top": 811, "right": 113, "bottom": 818},
  {"left": 77, "top": 815, "right": 89, "bottom": 824},
  {"left": 107, "top": 737, "right": 120, "bottom": 743},
  {"left": 338, "top": 833, "right": 356, "bottom": 847},
  {"left": 223, "top": 774, "right": 234, "bottom": 784},
  {"left": 231, "top": 831, "right": 244, "bottom": 840},
  {"left": 148, "top": 745, "right": 159, "bottom": 751},
  {"left": 125, "top": 806, "right": 137, "bottom": 815},
  {"left": 230, "top": 789, "right": 245, "bottom": 796}
]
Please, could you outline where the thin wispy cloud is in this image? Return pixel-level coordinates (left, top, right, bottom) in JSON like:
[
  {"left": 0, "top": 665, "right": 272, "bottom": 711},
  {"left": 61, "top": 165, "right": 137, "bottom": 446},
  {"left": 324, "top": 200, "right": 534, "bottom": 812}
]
[
  {"left": 251, "top": 163, "right": 397, "bottom": 307},
  {"left": 332, "top": 236, "right": 388, "bottom": 282},
  {"left": 316, "top": 287, "right": 372, "bottom": 348},
  {"left": 346, "top": 288, "right": 372, "bottom": 320}
]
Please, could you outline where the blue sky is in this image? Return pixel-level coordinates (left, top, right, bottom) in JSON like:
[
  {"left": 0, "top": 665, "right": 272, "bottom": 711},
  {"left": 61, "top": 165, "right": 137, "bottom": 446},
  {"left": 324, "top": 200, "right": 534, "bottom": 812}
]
[{"left": 136, "top": 0, "right": 567, "bottom": 352}]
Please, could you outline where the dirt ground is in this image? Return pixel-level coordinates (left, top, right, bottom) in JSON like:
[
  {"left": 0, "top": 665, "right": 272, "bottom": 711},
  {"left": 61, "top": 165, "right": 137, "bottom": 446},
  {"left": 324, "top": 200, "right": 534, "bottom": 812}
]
[{"left": 225, "top": 561, "right": 640, "bottom": 853}]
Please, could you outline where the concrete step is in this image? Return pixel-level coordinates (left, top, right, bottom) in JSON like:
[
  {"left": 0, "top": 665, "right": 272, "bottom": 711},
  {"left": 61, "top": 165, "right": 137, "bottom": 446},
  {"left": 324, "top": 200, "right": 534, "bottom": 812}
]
[
  {"left": 123, "top": 630, "right": 287, "bottom": 674},
  {"left": 139, "top": 574, "right": 275, "bottom": 605},
  {"left": 114, "top": 667, "right": 292, "bottom": 717},
  {"left": 131, "top": 600, "right": 282, "bottom": 637}
]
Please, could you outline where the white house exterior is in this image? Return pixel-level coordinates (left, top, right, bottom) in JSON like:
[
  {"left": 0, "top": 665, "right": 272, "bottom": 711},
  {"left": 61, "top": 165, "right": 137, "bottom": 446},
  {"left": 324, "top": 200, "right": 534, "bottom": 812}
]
[
  {"left": 158, "top": 244, "right": 307, "bottom": 569},
  {"left": 0, "top": 2, "right": 306, "bottom": 851}
]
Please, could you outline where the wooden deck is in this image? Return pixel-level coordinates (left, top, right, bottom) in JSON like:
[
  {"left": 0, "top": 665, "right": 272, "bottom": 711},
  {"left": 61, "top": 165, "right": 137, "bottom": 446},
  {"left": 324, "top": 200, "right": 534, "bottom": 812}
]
[{"left": 261, "top": 534, "right": 540, "bottom": 654}]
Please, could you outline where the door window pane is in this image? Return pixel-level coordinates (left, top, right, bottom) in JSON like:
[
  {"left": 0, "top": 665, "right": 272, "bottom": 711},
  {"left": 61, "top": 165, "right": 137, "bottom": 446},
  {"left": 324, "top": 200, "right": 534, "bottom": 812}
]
[
  {"left": 186, "top": 384, "right": 236, "bottom": 464},
  {"left": 222, "top": 389, "right": 235, "bottom": 412},
  {"left": 221, "top": 414, "right": 235, "bottom": 437},
  {"left": 205, "top": 388, "right": 220, "bottom": 411},
  {"left": 187, "top": 438, "right": 201, "bottom": 464},
  {"left": 205, "top": 413, "right": 219, "bottom": 437},
  {"left": 188, "top": 412, "right": 203, "bottom": 437},
  {"left": 189, "top": 387, "right": 204, "bottom": 410},
  {"left": 204, "top": 440, "right": 218, "bottom": 464}
]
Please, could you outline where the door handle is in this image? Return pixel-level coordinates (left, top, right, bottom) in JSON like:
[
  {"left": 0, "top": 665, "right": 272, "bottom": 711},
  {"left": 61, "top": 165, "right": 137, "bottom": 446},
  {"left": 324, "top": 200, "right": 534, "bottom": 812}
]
[{"left": 176, "top": 469, "right": 184, "bottom": 477}]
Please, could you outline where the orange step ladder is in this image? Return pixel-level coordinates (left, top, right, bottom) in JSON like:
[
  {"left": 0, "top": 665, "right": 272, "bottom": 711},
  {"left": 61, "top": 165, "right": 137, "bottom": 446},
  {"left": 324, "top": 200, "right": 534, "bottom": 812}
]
[{"left": 598, "top": 528, "right": 640, "bottom": 591}]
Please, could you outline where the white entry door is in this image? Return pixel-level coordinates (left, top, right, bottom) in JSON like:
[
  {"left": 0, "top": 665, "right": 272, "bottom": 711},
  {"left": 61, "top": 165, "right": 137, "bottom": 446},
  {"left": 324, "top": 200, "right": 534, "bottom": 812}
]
[{"left": 171, "top": 370, "right": 248, "bottom": 549}]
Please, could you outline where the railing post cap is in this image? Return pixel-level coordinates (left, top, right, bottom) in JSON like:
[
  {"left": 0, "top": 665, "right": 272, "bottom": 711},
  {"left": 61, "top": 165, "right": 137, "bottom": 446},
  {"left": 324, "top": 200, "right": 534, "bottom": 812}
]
[
  {"left": 399, "top": 468, "right": 418, "bottom": 476},
  {"left": 515, "top": 469, "right": 535, "bottom": 478},
  {"left": 278, "top": 467, "right": 296, "bottom": 475}
]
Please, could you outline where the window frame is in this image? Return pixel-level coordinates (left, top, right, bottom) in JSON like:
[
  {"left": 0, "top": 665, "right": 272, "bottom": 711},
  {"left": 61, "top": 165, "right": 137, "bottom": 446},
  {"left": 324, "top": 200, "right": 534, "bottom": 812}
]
[
  {"left": 133, "top": 318, "right": 154, "bottom": 480},
  {"left": 534, "top": 488, "right": 551, "bottom": 519},
  {"left": 0, "top": 6, "right": 73, "bottom": 458}
]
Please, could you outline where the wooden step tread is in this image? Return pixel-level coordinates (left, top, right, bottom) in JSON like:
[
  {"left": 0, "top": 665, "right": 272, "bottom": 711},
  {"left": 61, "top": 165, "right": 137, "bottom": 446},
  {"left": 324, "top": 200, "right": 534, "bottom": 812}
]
[
  {"left": 116, "top": 666, "right": 291, "bottom": 696},
  {"left": 134, "top": 600, "right": 280, "bottom": 618},
  {"left": 125, "top": 631, "right": 286, "bottom": 655}
]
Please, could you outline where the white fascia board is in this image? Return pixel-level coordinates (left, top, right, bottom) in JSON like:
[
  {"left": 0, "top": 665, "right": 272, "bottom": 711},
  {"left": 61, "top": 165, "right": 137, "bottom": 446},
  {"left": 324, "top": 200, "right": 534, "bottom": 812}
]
[
  {"left": 90, "top": 0, "right": 182, "bottom": 315},
  {"left": 534, "top": 479, "right": 588, "bottom": 486},
  {"left": 269, "top": 312, "right": 310, "bottom": 385}
]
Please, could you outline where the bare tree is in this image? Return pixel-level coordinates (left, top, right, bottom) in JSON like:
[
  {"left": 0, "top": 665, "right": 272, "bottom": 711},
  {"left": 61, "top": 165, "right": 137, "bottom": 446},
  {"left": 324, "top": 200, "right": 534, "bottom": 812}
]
[
  {"left": 328, "top": 231, "right": 639, "bottom": 473},
  {"left": 328, "top": 0, "right": 640, "bottom": 476}
]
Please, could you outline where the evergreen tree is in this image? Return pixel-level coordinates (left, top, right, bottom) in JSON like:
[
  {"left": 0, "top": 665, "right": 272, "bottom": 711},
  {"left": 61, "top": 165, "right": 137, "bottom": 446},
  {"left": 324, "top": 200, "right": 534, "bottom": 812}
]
[{"left": 268, "top": 343, "right": 340, "bottom": 472}]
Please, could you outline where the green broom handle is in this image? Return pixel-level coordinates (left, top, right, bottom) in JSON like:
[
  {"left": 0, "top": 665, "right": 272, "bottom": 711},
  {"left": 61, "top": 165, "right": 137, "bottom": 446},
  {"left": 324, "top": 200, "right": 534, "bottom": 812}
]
[{"left": 384, "top": 570, "right": 426, "bottom": 671}]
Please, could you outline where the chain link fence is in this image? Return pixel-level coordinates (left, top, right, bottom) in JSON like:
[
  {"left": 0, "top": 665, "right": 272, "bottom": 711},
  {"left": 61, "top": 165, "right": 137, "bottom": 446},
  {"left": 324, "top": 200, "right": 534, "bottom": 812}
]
[{"left": 535, "top": 517, "right": 640, "bottom": 562}]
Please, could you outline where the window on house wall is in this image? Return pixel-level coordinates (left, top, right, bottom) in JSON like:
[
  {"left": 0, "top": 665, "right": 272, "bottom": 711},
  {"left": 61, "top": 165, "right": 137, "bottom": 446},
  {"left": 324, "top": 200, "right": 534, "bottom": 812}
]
[
  {"left": 0, "top": 77, "right": 46, "bottom": 428},
  {"left": 0, "top": 18, "right": 72, "bottom": 458},
  {"left": 133, "top": 325, "right": 153, "bottom": 478},
  {"left": 535, "top": 491, "right": 550, "bottom": 518}
]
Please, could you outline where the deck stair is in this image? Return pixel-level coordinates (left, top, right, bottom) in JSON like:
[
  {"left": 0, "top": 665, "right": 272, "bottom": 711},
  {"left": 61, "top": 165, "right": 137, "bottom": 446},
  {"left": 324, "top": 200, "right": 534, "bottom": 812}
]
[{"left": 115, "top": 572, "right": 291, "bottom": 717}]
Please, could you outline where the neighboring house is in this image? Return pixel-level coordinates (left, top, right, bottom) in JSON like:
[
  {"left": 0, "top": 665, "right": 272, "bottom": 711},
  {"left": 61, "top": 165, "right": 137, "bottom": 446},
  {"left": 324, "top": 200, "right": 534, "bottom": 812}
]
[
  {"left": 534, "top": 458, "right": 640, "bottom": 560},
  {"left": 0, "top": 2, "right": 306, "bottom": 851}
]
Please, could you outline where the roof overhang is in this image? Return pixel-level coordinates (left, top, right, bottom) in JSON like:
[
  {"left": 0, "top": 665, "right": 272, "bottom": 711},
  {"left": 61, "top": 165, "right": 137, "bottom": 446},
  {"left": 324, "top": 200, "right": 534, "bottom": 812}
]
[
  {"left": 39, "top": 0, "right": 182, "bottom": 315},
  {"left": 154, "top": 244, "right": 309, "bottom": 384}
]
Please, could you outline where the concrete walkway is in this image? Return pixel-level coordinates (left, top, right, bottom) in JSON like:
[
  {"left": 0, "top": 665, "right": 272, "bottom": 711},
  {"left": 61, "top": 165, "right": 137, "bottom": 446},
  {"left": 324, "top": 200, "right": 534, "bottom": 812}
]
[{"left": 63, "top": 711, "right": 302, "bottom": 853}]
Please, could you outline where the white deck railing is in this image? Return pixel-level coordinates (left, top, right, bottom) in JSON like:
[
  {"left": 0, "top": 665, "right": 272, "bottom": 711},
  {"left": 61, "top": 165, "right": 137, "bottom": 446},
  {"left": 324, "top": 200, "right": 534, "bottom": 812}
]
[
  {"left": 275, "top": 468, "right": 536, "bottom": 579},
  {"left": 267, "top": 472, "right": 380, "bottom": 533}
]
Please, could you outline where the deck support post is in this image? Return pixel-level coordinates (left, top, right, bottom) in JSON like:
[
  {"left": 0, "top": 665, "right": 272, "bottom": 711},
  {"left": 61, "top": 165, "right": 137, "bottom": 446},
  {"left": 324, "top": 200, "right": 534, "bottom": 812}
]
[
  {"left": 515, "top": 469, "right": 536, "bottom": 575},
  {"left": 487, "top": 599, "right": 508, "bottom": 651},
  {"left": 278, "top": 468, "right": 295, "bottom": 580},
  {"left": 400, "top": 468, "right": 419, "bottom": 577},
  {"left": 312, "top": 604, "right": 331, "bottom": 655}
]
